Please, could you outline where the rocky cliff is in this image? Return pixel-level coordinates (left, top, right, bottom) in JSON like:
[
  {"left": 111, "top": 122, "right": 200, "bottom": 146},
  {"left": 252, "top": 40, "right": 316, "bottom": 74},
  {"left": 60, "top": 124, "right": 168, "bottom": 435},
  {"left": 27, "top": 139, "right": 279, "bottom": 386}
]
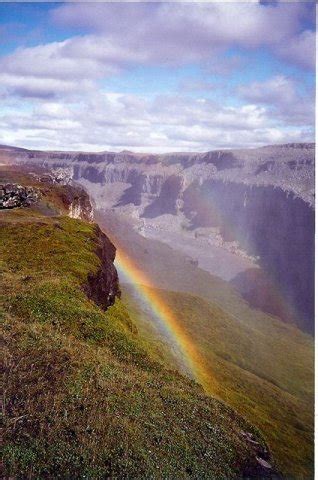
[
  {"left": 36, "top": 169, "right": 94, "bottom": 222},
  {"left": 2, "top": 143, "right": 313, "bottom": 205},
  {"left": 1, "top": 143, "right": 315, "bottom": 333},
  {"left": 1, "top": 163, "right": 283, "bottom": 479},
  {"left": 183, "top": 179, "right": 315, "bottom": 333},
  {"left": 0, "top": 166, "right": 119, "bottom": 312},
  {"left": 60, "top": 184, "right": 94, "bottom": 222},
  {"left": 84, "top": 225, "right": 120, "bottom": 309}
]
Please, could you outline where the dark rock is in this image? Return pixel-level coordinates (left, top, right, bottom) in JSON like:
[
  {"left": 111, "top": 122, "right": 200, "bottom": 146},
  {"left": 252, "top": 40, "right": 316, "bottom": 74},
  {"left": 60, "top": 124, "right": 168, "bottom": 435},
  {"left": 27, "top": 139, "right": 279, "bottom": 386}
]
[
  {"left": 0, "top": 183, "right": 39, "bottom": 209},
  {"left": 240, "top": 431, "right": 283, "bottom": 479},
  {"left": 83, "top": 225, "right": 120, "bottom": 310},
  {"left": 59, "top": 184, "right": 94, "bottom": 222}
]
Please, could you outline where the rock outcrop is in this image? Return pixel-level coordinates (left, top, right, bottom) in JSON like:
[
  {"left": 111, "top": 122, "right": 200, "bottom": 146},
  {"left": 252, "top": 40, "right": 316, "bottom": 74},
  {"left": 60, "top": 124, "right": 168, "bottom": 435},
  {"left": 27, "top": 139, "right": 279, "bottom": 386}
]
[
  {"left": 0, "top": 183, "right": 39, "bottom": 209},
  {"left": 35, "top": 170, "right": 94, "bottom": 222},
  {"left": 55, "top": 180, "right": 119, "bottom": 309},
  {"left": 84, "top": 225, "right": 120, "bottom": 310},
  {"left": 60, "top": 184, "right": 94, "bottom": 222},
  {"left": 0, "top": 167, "right": 119, "bottom": 312}
]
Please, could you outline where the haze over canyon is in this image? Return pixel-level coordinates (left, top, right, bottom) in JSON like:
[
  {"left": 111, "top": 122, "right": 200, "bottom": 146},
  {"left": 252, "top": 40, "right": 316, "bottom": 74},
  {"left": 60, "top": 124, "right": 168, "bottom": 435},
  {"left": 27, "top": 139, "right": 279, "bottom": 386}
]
[{"left": 1, "top": 142, "right": 314, "bottom": 334}]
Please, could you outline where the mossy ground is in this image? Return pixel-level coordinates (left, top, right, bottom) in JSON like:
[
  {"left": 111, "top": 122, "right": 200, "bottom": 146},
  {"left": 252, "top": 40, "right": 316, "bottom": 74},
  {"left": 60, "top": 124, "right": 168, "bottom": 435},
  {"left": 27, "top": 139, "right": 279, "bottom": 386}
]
[
  {"left": 123, "top": 284, "right": 314, "bottom": 479},
  {"left": 1, "top": 170, "right": 271, "bottom": 479}
]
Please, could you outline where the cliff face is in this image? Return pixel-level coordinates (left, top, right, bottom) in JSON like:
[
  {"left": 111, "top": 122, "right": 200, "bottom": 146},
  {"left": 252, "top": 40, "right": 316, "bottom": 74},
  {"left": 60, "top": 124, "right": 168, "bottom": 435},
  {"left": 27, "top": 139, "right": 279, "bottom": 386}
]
[
  {"left": 58, "top": 187, "right": 121, "bottom": 311},
  {"left": 84, "top": 225, "right": 120, "bottom": 309},
  {"left": 36, "top": 171, "right": 95, "bottom": 222},
  {"left": 59, "top": 183, "right": 120, "bottom": 310},
  {"left": 5, "top": 142, "right": 314, "bottom": 205},
  {"left": 1, "top": 167, "right": 283, "bottom": 480},
  {"left": 0, "top": 166, "right": 120, "bottom": 312},
  {"left": 61, "top": 184, "right": 94, "bottom": 222},
  {"left": 183, "top": 180, "right": 315, "bottom": 333},
  {"left": 2, "top": 143, "right": 315, "bottom": 333}
]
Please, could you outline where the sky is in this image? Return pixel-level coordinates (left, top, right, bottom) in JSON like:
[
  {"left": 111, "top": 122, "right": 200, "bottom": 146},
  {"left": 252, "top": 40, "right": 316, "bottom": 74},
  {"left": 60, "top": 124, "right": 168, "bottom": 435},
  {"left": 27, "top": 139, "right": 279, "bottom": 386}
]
[{"left": 0, "top": 1, "right": 315, "bottom": 152}]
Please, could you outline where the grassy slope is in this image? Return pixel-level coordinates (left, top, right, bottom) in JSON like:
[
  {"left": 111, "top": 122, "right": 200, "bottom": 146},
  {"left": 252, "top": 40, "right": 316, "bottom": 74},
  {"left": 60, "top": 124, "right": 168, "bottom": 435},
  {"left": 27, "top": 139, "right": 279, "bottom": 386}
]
[
  {"left": 1, "top": 179, "right": 275, "bottom": 478},
  {"left": 122, "top": 284, "right": 314, "bottom": 480},
  {"left": 96, "top": 209, "right": 312, "bottom": 351}
]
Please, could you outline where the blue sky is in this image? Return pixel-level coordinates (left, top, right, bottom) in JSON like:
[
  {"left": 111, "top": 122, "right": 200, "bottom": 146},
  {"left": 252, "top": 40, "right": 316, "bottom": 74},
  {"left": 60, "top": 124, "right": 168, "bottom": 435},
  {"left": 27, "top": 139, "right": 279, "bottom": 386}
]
[{"left": 0, "top": 1, "right": 315, "bottom": 152}]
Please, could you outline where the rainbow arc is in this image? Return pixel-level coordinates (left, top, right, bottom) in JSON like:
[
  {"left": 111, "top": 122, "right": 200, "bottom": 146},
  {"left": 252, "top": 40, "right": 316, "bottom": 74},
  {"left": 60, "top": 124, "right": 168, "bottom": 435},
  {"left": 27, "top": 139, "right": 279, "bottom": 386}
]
[{"left": 115, "top": 248, "right": 212, "bottom": 390}]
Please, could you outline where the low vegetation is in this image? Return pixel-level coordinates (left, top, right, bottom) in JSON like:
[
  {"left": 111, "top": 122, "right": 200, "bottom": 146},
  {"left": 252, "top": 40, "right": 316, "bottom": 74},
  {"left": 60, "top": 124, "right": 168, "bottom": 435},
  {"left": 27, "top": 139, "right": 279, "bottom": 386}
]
[
  {"left": 1, "top": 169, "right": 275, "bottom": 478},
  {"left": 123, "top": 284, "right": 314, "bottom": 479}
]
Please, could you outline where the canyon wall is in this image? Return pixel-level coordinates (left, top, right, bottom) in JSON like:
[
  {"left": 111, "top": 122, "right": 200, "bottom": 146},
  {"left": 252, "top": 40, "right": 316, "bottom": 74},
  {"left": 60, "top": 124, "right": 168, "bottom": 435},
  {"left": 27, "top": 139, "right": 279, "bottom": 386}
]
[
  {"left": 183, "top": 180, "right": 314, "bottom": 332},
  {"left": 2, "top": 143, "right": 314, "bottom": 333}
]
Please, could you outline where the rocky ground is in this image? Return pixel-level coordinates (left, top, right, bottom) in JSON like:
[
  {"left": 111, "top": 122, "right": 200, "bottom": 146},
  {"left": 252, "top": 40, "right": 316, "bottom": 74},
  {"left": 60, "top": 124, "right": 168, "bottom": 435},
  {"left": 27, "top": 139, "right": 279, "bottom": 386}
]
[{"left": 0, "top": 183, "right": 39, "bottom": 209}]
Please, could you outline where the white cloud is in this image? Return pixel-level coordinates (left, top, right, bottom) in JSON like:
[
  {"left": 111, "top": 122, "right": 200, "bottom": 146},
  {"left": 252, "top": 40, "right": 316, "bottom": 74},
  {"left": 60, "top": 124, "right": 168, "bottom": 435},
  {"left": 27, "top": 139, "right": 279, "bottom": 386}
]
[
  {"left": 0, "top": 40, "right": 113, "bottom": 80},
  {"left": 0, "top": 2, "right": 314, "bottom": 151},
  {"left": 0, "top": 2, "right": 314, "bottom": 102},
  {"left": 278, "top": 30, "right": 316, "bottom": 70},
  {"left": 0, "top": 73, "right": 95, "bottom": 99},
  {"left": 238, "top": 75, "right": 314, "bottom": 125},
  {"left": 0, "top": 90, "right": 313, "bottom": 152},
  {"left": 52, "top": 2, "right": 314, "bottom": 68}
]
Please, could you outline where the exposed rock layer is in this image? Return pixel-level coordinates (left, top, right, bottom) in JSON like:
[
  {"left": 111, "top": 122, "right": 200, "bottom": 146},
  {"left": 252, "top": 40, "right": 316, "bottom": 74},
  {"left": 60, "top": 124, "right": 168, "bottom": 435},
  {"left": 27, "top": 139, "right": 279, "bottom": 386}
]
[
  {"left": 1, "top": 143, "right": 315, "bottom": 332},
  {"left": 60, "top": 184, "right": 94, "bottom": 222},
  {"left": 84, "top": 225, "right": 121, "bottom": 310}
]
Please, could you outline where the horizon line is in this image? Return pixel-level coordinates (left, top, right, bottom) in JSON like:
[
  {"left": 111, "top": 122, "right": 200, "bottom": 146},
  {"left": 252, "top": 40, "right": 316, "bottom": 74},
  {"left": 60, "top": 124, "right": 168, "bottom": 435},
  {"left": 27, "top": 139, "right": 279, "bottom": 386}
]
[{"left": 0, "top": 141, "right": 315, "bottom": 156}]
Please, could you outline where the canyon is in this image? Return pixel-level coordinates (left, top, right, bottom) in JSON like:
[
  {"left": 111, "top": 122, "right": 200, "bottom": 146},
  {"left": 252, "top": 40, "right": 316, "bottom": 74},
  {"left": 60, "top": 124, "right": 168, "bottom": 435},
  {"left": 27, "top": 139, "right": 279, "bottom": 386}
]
[
  {"left": 1, "top": 158, "right": 314, "bottom": 478},
  {"left": 2, "top": 165, "right": 286, "bottom": 479},
  {"left": 1, "top": 142, "right": 314, "bottom": 333}
]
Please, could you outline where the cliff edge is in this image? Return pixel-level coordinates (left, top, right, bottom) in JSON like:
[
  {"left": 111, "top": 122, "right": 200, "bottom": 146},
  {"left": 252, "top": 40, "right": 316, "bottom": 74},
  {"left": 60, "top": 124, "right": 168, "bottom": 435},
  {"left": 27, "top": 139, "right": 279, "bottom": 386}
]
[{"left": 1, "top": 165, "right": 281, "bottom": 479}]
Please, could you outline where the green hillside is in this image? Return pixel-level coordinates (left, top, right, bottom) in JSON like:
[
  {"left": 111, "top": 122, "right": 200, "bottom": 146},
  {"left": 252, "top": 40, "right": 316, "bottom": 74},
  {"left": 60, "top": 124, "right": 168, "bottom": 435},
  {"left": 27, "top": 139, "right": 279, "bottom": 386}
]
[
  {"left": 123, "top": 284, "right": 314, "bottom": 479},
  {"left": 1, "top": 169, "right": 277, "bottom": 479}
]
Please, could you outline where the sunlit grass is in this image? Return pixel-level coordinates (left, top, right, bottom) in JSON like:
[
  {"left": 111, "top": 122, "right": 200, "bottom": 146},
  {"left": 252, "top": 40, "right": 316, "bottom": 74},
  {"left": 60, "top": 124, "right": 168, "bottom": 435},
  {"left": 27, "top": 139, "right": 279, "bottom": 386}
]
[
  {"left": 2, "top": 187, "right": 270, "bottom": 478},
  {"left": 123, "top": 284, "right": 314, "bottom": 479}
]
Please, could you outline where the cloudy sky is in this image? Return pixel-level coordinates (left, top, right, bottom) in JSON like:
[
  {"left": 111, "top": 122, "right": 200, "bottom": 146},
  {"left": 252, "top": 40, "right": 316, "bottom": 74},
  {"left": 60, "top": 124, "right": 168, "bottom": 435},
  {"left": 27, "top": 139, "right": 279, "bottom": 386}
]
[{"left": 0, "top": 1, "right": 315, "bottom": 152}]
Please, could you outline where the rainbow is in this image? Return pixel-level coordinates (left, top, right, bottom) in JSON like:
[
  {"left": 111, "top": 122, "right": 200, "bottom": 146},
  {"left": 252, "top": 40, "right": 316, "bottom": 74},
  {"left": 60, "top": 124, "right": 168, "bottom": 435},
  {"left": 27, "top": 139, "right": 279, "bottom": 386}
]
[
  {"left": 101, "top": 180, "right": 296, "bottom": 393},
  {"left": 115, "top": 247, "right": 212, "bottom": 391}
]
